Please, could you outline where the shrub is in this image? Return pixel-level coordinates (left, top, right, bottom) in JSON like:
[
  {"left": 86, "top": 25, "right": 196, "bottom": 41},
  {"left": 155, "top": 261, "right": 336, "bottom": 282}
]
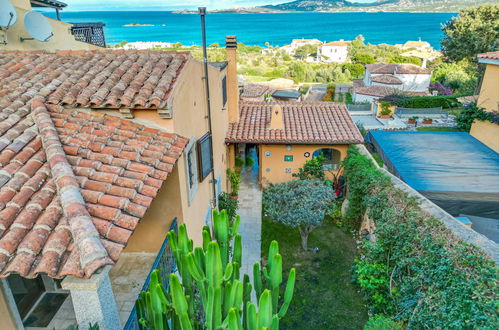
[
  {"left": 244, "top": 155, "right": 255, "bottom": 167},
  {"left": 429, "top": 82, "right": 453, "bottom": 95},
  {"left": 352, "top": 52, "right": 376, "bottom": 64},
  {"left": 456, "top": 104, "right": 497, "bottom": 131},
  {"left": 292, "top": 154, "right": 325, "bottom": 180},
  {"left": 218, "top": 192, "right": 239, "bottom": 221},
  {"left": 388, "top": 55, "right": 422, "bottom": 66},
  {"left": 235, "top": 156, "right": 244, "bottom": 169},
  {"left": 226, "top": 168, "right": 241, "bottom": 196},
  {"left": 344, "top": 146, "right": 498, "bottom": 328},
  {"left": 382, "top": 94, "right": 462, "bottom": 109},
  {"left": 364, "top": 315, "right": 403, "bottom": 330},
  {"left": 379, "top": 101, "right": 392, "bottom": 116}
]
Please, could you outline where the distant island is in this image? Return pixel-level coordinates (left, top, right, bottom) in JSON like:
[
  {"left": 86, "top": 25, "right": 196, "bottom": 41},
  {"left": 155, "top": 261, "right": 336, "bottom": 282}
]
[
  {"left": 174, "top": 0, "right": 494, "bottom": 14},
  {"left": 123, "top": 24, "right": 157, "bottom": 27}
]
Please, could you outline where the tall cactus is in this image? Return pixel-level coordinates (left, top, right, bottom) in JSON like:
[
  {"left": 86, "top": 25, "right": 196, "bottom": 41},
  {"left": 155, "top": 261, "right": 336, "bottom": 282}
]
[{"left": 135, "top": 209, "right": 295, "bottom": 330}]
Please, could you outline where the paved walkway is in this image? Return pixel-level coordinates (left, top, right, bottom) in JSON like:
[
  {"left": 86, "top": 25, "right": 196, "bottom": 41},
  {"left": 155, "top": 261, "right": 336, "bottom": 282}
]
[{"left": 237, "top": 148, "right": 262, "bottom": 302}]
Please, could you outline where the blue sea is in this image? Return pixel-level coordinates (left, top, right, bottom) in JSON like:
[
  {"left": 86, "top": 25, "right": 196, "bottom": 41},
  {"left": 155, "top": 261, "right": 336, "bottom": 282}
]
[{"left": 44, "top": 11, "right": 457, "bottom": 49}]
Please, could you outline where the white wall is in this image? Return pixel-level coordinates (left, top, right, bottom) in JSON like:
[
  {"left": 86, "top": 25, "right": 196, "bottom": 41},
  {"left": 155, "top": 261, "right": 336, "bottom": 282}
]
[
  {"left": 394, "top": 73, "right": 431, "bottom": 92},
  {"left": 353, "top": 93, "right": 377, "bottom": 103},
  {"left": 318, "top": 46, "right": 348, "bottom": 63}
]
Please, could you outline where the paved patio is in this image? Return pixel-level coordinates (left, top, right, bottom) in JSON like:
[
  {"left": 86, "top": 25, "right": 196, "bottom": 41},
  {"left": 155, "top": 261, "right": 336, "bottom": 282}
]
[{"left": 109, "top": 252, "right": 157, "bottom": 325}]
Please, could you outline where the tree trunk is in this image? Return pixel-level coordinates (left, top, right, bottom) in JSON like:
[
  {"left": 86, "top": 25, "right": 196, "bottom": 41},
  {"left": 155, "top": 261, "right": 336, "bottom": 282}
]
[{"left": 298, "top": 225, "right": 315, "bottom": 251}]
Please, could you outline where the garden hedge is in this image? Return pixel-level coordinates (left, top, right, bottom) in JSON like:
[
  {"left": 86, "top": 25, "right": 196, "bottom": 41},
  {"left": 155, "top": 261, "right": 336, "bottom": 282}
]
[
  {"left": 343, "top": 146, "right": 497, "bottom": 329},
  {"left": 381, "top": 94, "right": 465, "bottom": 109}
]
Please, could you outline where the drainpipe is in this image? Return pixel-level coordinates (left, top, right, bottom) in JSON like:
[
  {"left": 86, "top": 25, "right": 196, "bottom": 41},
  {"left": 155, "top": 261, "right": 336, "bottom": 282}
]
[{"left": 198, "top": 7, "right": 218, "bottom": 208}]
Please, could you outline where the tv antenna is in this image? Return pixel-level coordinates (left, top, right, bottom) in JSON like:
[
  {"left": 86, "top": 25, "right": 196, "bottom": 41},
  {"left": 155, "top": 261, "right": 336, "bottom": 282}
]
[{"left": 20, "top": 11, "right": 53, "bottom": 42}]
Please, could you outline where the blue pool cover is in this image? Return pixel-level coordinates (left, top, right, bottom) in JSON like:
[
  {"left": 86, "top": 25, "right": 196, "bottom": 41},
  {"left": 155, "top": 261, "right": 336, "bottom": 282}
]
[{"left": 367, "top": 131, "right": 499, "bottom": 218}]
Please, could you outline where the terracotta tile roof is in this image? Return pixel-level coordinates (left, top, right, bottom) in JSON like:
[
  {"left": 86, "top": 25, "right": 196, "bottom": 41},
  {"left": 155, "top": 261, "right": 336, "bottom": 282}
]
[
  {"left": 354, "top": 85, "right": 429, "bottom": 98},
  {"left": 478, "top": 51, "right": 499, "bottom": 61},
  {"left": 352, "top": 79, "right": 365, "bottom": 89},
  {"left": 226, "top": 102, "right": 364, "bottom": 144},
  {"left": 320, "top": 41, "right": 349, "bottom": 47},
  {"left": 0, "top": 50, "right": 189, "bottom": 279},
  {"left": 366, "top": 63, "right": 431, "bottom": 75},
  {"left": 241, "top": 84, "right": 271, "bottom": 98},
  {"left": 0, "top": 50, "right": 189, "bottom": 111},
  {"left": 370, "top": 75, "right": 403, "bottom": 85}
]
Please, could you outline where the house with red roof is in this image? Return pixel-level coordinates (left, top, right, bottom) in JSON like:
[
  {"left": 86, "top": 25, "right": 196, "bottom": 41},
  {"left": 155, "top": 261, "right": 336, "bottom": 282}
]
[
  {"left": 317, "top": 40, "right": 349, "bottom": 63},
  {"left": 0, "top": 46, "right": 232, "bottom": 328},
  {"left": 352, "top": 63, "right": 432, "bottom": 103},
  {"left": 225, "top": 101, "right": 364, "bottom": 186}
]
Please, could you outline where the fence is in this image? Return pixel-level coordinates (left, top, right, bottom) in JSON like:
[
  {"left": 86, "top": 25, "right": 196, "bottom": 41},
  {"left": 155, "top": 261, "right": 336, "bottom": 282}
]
[
  {"left": 123, "top": 219, "right": 178, "bottom": 330},
  {"left": 347, "top": 104, "right": 372, "bottom": 112},
  {"left": 70, "top": 23, "right": 106, "bottom": 48},
  {"left": 395, "top": 107, "right": 446, "bottom": 118}
]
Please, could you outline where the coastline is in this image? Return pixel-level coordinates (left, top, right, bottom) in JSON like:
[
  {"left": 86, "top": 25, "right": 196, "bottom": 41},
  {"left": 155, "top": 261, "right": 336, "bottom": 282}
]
[{"left": 173, "top": 10, "right": 459, "bottom": 14}]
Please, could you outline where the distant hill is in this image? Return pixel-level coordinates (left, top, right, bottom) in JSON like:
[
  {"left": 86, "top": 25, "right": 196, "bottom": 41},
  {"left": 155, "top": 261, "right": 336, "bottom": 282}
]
[
  {"left": 175, "top": 0, "right": 496, "bottom": 14},
  {"left": 261, "top": 0, "right": 494, "bottom": 12}
]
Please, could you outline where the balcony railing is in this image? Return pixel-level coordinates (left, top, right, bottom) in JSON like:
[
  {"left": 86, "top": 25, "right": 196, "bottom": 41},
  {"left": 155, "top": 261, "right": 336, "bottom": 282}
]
[
  {"left": 123, "top": 219, "right": 178, "bottom": 330},
  {"left": 70, "top": 22, "right": 106, "bottom": 48}
]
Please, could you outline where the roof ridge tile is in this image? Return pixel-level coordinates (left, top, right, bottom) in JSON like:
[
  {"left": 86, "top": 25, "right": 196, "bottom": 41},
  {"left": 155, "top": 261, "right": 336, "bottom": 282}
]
[{"left": 31, "top": 99, "right": 112, "bottom": 277}]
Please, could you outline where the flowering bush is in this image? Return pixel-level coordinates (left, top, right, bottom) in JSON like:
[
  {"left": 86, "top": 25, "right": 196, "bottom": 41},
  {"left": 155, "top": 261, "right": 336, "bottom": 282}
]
[{"left": 429, "top": 82, "right": 453, "bottom": 95}]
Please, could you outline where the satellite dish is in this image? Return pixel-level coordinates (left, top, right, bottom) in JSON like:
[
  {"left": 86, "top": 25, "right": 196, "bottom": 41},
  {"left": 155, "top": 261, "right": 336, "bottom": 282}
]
[
  {"left": 0, "top": 0, "right": 17, "bottom": 28},
  {"left": 23, "top": 11, "right": 53, "bottom": 42}
]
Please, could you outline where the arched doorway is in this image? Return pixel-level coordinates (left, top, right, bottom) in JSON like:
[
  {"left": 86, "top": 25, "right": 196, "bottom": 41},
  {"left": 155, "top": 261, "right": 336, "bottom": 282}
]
[{"left": 312, "top": 148, "right": 341, "bottom": 171}]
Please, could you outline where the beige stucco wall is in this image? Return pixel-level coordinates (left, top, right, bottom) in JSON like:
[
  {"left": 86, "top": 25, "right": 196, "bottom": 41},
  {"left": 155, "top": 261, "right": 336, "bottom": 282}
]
[
  {"left": 477, "top": 63, "right": 499, "bottom": 113},
  {"left": 0, "top": 282, "right": 18, "bottom": 330},
  {"left": 113, "top": 58, "right": 229, "bottom": 250},
  {"left": 470, "top": 120, "right": 499, "bottom": 153},
  {"left": 259, "top": 144, "right": 349, "bottom": 186},
  {"left": 168, "top": 60, "right": 229, "bottom": 246},
  {"left": 471, "top": 63, "right": 499, "bottom": 153},
  {"left": 1, "top": 0, "right": 97, "bottom": 51},
  {"left": 124, "top": 166, "right": 183, "bottom": 253}
]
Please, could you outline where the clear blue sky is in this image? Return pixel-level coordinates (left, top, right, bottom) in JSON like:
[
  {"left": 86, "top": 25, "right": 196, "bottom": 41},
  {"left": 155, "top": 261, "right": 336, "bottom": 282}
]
[{"left": 63, "top": 0, "right": 377, "bottom": 11}]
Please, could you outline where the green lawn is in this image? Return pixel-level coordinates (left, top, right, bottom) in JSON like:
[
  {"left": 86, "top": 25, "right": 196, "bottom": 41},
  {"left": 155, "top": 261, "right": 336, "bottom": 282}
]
[
  {"left": 416, "top": 126, "right": 462, "bottom": 132},
  {"left": 261, "top": 217, "right": 368, "bottom": 330}
]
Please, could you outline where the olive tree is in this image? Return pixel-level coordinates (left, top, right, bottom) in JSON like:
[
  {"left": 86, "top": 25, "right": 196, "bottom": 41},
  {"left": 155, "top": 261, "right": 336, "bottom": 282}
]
[{"left": 263, "top": 180, "right": 335, "bottom": 250}]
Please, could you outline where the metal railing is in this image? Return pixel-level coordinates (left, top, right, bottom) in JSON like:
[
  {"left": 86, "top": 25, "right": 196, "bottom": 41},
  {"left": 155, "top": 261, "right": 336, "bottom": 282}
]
[
  {"left": 395, "top": 106, "right": 446, "bottom": 118},
  {"left": 123, "top": 219, "right": 178, "bottom": 330},
  {"left": 70, "top": 22, "right": 106, "bottom": 48},
  {"left": 347, "top": 104, "right": 372, "bottom": 112}
]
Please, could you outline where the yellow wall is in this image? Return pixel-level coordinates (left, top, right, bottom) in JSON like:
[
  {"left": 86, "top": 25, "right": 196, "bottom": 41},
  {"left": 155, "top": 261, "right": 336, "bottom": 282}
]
[
  {"left": 477, "top": 64, "right": 499, "bottom": 113},
  {"left": 259, "top": 144, "right": 349, "bottom": 186},
  {"left": 0, "top": 283, "right": 18, "bottom": 330},
  {"left": 470, "top": 120, "right": 499, "bottom": 153},
  {"left": 124, "top": 166, "right": 183, "bottom": 253},
  {"left": 471, "top": 63, "right": 499, "bottom": 153},
  {"left": 114, "top": 58, "right": 228, "bottom": 250},
  {"left": 169, "top": 60, "right": 229, "bottom": 245},
  {"left": 1, "top": 0, "right": 98, "bottom": 51}
]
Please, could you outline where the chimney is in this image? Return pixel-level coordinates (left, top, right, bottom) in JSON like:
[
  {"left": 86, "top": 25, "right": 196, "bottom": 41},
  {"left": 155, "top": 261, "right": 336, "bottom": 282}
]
[
  {"left": 270, "top": 105, "right": 283, "bottom": 130},
  {"left": 226, "top": 36, "right": 239, "bottom": 123}
]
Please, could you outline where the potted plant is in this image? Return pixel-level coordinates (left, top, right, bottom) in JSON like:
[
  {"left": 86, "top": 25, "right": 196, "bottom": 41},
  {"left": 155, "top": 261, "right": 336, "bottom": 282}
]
[
  {"left": 408, "top": 116, "right": 419, "bottom": 124},
  {"left": 378, "top": 101, "right": 392, "bottom": 119},
  {"left": 226, "top": 168, "right": 241, "bottom": 199},
  {"left": 423, "top": 117, "right": 433, "bottom": 124}
]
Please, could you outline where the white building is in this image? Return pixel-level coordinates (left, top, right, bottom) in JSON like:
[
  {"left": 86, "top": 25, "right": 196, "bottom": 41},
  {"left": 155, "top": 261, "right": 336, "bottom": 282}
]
[
  {"left": 352, "top": 63, "right": 432, "bottom": 103},
  {"left": 290, "top": 38, "right": 323, "bottom": 50},
  {"left": 122, "top": 42, "right": 173, "bottom": 50},
  {"left": 317, "top": 41, "right": 349, "bottom": 63}
]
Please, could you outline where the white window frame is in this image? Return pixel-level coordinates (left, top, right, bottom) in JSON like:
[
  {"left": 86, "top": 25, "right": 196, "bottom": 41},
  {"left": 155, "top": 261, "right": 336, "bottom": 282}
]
[{"left": 184, "top": 138, "right": 199, "bottom": 205}]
